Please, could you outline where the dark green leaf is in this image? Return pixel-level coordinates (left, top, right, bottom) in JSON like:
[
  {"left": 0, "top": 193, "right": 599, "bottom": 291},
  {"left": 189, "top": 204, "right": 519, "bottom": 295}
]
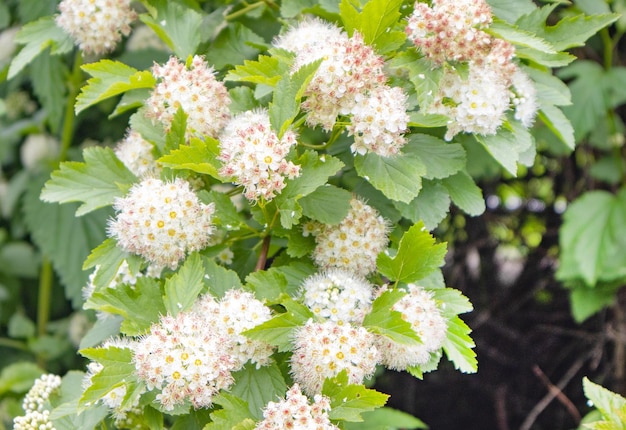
[
  {"left": 441, "top": 171, "right": 485, "bottom": 216},
  {"left": 406, "top": 134, "right": 465, "bottom": 180},
  {"left": 0, "top": 362, "right": 43, "bottom": 396},
  {"left": 31, "top": 52, "right": 67, "bottom": 133},
  {"left": 299, "top": 185, "right": 352, "bottom": 224},
  {"left": 393, "top": 180, "right": 451, "bottom": 230},
  {"left": 231, "top": 362, "right": 287, "bottom": 419},
  {"left": 390, "top": 52, "right": 443, "bottom": 109},
  {"left": 207, "top": 23, "right": 264, "bottom": 70}
]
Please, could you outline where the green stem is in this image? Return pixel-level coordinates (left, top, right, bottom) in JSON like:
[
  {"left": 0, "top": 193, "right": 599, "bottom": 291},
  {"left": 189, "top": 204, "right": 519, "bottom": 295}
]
[
  {"left": 58, "top": 51, "right": 84, "bottom": 164},
  {"left": 37, "top": 258, "right": 53, "bottom": 339},
  {"left": 0, "top": 337, "right": 29, "bottom": 352},
  {"left": 601, "top": 28, "right": 613, "bottom": 70},
  {"left": 226, "top": 1, "right": 266, "bottom": 20}
]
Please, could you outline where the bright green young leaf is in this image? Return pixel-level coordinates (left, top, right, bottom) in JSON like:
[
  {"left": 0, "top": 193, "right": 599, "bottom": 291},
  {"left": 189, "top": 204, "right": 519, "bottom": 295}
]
[
  {"left": 206, "top": 23, "right": 264, "bottom": 70},
  {"left": 201, "top": 257, "right": 244, "bottom": 298},
  {"left": 442, "top": 316, "right": 477, "bottom": 373},
  {"left": 79, "top": 346, "right": 136, "bottom": 411},
  {"left": 362, "top": 289, "right": 421, "bottom": 346},
  {"left": 24, "top": 176, "right": 110, "bottom": 307},
  {"left": 85, "top": 277, "right": 165, "bottom": 336},
  {"left": 269, "top": 59, "right": 321, "bottom": 138},
  {"left": 406, "top": 134, "right": 466, "bottom": 180},
  {"left": 82, "top": 238, "right": 142, "bottom": 293},
  {"left": 343, "top": 407, "right": 428, "bottom": 430},
  {"left": 299, "top": 185, "right": 352, "bottom": 225},
  {"left": 158, "top": 137, "right": 222, "bottom": 179},
  {"left": 163, "top": 253, "right": 205, "bottom": 316},
  {"left": 225, "top": 53, "right": 292, "bottom": 87},
  {"left": 431, "top": 288, "right": 473, "bottom": 317},
  {"left": 354, "top": 150, "right": 426, "bottom": 204},
  {"left": 8, "top": 16, "right": 73, "bottom": 79},
  {"left": 557, "top": 189, "right": 626, "bottom": 287},
  {"left": 441, "top": 171, "right": 486, "bottom": 216},
  {"left": 231, "top": 363, "right": 287, "bottom": 419},
  {"left": 204, "top": 394, "right": 255, "bottom": 430},
  {"left": 40, "top": 146, "right": 137, "bottom": 216},
  {"left": 323, "top": 371, "right": 389, "bottom": 422},
  {"left": 165, "top": 107, "right": 187, "bottom": 151},
  {"left": 339, "top": 0, "right": 405, "bottom": 52},
  {"left": 139, "top": 0, "right": 204, "bottom": 58},
  {"left": 583, "top": 378, "right": 626, "bottom": 429},
  {"left": 377, "top": 222, "right": 447, "bottom": 284},
  {"left": 75, "top": 60, "right": 155, "bottom": 114},
  {"left": 393, "top": 180, "right": 451, "bottom": 231},
  {"left": 243, "top": 298, "right": 313, "bottom": 352}
]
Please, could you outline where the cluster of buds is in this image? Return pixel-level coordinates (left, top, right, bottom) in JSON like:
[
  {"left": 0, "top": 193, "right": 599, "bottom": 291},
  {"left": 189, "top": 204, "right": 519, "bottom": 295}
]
[
  {"left": 114, "top": 130, "right": 160, "bottom": 178},
  {"left": 13, "top": 374, "right": 62, "bottom": 430}
]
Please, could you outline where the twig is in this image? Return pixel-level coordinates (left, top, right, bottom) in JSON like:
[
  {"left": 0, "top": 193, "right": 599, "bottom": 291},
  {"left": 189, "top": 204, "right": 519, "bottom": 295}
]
[
  {"left": 495, "top": 385, "right": 509, "bottom": 430},
  {"left": 254, "top": 235, "right": 271, "bottom": 272},
  {"left": 520, "top": 360, "right": 585, "bottom": 430}
]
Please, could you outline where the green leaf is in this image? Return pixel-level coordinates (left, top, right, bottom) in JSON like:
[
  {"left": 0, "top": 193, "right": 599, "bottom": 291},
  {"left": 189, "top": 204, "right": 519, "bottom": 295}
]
[
  {"left": 158, "top": 137, "right": 222, "bottom": 179},
  {"left": 540, "top": 13, "right": 619, "bottom": 51},
  {"left": 354, "top": 150, "right": 426, "bottom": 204},
  {"left": 431, "top": 288, "right": 473, "bottom": 317},
  {"left": 441, "top": 171, "right": 485, "bottom": 216},
  {"left": 230, "top": 362, "right": 287, "bottom": 419},
  {"left": 407, "top": 134, "right": 465, "bottom": 180},
  {"left": 82, "top": 238, "right": 139, "bottom": 292},
  {"left": 225, "top": 53, "right": 291, "bottom": 87},
  {"left": 377, "top": 222, "right": 447, "bottom": 284},
  {"left": 487, "top": 0, "right": 536, "bottom": 23},
  {"left": 442, "top": 316, "right": 477, "bottom": 373},
  {"left": 362, "top": 290, "right": 421, "bottom": 346},
  {"left": 163, "top": 253, "right": 205, "bottom": 316},
  {"left": 206, "top": 23, "right": 264, "bottom": 70},
  {"left": 583, "top": 378, "right": 626, "bottom": 428},
  {"left": 390, "top": 52, "right": 443, "bottom": 109},
  {"left": 474, "top": 120, "right": 535, "bottom": 176},
  {"left": 557, "top": 189, "right": 626, "bottom": 287},
  {"left": 8, "top": 16, "right": 73, "bottom": 79},
  {"left": 228, "top": 87, "right": 260, "bottom": 114},
  {"left": 269, "top": 59, "right": 321, "bottom": 138},
  {"left": 75, "top": 60, "right": 155, "bottom": 114},
  {"left": 488, "top": 21, "right": 555, "bottom": 53},
  {"left": 245, "top": 267, "right": 288, "bottom": 303},
  {"left": 323, "top": 371, "right": 389, "bottom": 422},
  {"left": 343, "top": 407, "right": 428, "bottom": 430},
  {"left": 393, "top": 180, "right": 451, "bottom": 230},
  {"left": 538, "top": 104, "right": 575, "bottom": 150},
  {"left": 79, "top": 316, "right": 123, "bottom": 349},
  {"left": 569, "top": 283, "right": 619, "bottom": 323},
  {"left": 23, "top": 175, "right": 110, "bottom": 307},
  {"left": 243, "top": 298, "right": 313, "bottom": 352},
  {"left": 31, "top": 52, "right": 67, "bottom": 133},
  {"left": 40, "top": 146, "right": 137, "bottom": 216},
  {"left": 205, "top": 393, "right": 255, "bottom": 430},
  {"left": 50, "top": 371, "right": 109, "bottom": 430},
  {"left": 201, "top": 257, "right": 244, "bottom": 298},
  {"left": 165, "top": 107, "right": 187, "bottom": 151},
  {"left": 523, "top": 66, "right": 571, "bottom": 107},
  {"left": 199, "top": 190, "right": 244, "bottom": 229},
  {"left": 139, "top": 0, "right": 204, "bottom": 58},
  {"left": 299, "top": 185, "right": 352, "bottom": 224},
  {"left": 79, "top": 346, "right": 136, "bottom": 411},
  {"left": 339, "top": 0, "right": 405, "bottom": 52},
  {"left": 0, "top": 362, "right": 43, "bottom": 396},
  {"left": 85, "top": 277, "right": 166, "bottom": 336}
]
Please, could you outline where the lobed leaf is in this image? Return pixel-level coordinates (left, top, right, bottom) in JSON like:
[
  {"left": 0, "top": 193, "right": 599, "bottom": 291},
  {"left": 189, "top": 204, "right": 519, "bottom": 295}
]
[
  {"left": 441, "top": 316, "right": 477, "bottom": 373},
  {"left": 163, "top": 253, "right": 206, "bottom": 316},
  {"left": 158, "top": 137, "right": 222, "bottom": 179},
  {"left": 339, "top": 0, "right": 405, "bottom": 53},
  {"left": 230, "top": 363, "right": 287, "bottom": 419},
  {"left": 362, "top": 289, "right": 421, "bottom": 346},
  {"left": 323, "top": 371, "right": 389, "bottom": 422},
  {"left": 205, "top": 394, "right": 255, "bottom": 430}
]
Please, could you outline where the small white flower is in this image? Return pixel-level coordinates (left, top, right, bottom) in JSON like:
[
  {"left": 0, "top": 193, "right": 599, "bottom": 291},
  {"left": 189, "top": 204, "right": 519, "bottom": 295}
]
[{"left": 114, "top": 130, "right": 159, "bottom": 178}]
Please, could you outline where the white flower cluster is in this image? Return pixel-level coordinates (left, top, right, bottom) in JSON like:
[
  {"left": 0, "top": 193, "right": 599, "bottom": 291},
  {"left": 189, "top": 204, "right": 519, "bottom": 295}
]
[
  {"left": 291, "top": 319, "right": 379, "bottom": 396},
  {"left": 406, "top": 0, "right": 538, "bottom": 140},
  {"left": 146, "top": 55, "right": 231, "bottom": 140},
  {"left": 218, "top": 109, "right": 301, "bottom": 202},
  {"left": 310, "top": 197, "right": 389, "bottom": 277},
  {"left": 193, "top": 289, "right": 275, "bottom": 369},
  {"left": 254, "top": 384, "right": 339, "bottom": 430},
  {"left": 56, "top": 0, "right": 136, "bottom": 55},
  {"left": 114, "top": 130, "right": 159, "bottom": 178},
  {"left": 132, "top": 290, "right": 273, "bottom": 410},
  {"left": 13, "top": 374, "right": 62, "bottom": 430},
  {"left": 108, "top": 177, "right": 215, "bottom": 270},
  {"left": 301, "top": 269, "right": 373, "bottom": 325},
  {"left": 274, "top": 18, "right": 409, "bottom": 156},
  {"left": 377, "top": 285, "right": 448, "bottom": 370}
]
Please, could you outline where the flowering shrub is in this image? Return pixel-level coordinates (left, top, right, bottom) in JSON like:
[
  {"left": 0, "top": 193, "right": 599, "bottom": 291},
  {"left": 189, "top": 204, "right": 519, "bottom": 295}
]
[{"left": 0, "top": 0, "right": 619, "bottom": 428}]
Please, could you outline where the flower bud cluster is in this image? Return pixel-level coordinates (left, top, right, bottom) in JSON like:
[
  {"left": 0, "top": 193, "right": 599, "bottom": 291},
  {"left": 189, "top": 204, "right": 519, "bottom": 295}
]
[
  {"left": 114, "top": 130, "right": 160, "bottom": 178},
  {"left": 377, "top": 285, "right": 448, "bottom": 370},
  {"left": 254, "top": 384, "right": 339, "bottom": 430},
  {"left": 146, "top": 55, "right": 231, "bottom": 140},
  {"left": 301, "top": 269, "right": 373, "bottom": 325},
  {"left": 406, "top": 0, "right": 538, "bottom": 139},
  {"left": 56, "top": 0, "right": 137, "bottom": 55},
  {"left": 291, "top": 319, "right": 379, "bottom": 396},
  {"left": 310, "top": 197, "right": 389, "bottom": 277},
  {"left": 132, "top": 290, "right": 273, "bottom": 411},
  {"left": 218, "top": 109, "right": 301, "bottom": 202},
  {"left": 274, "top": 19, "right": 409, "bottom": 156},
  {"left": 108, "top": 177, "right": 215, "bottom": 270},
  {"left": 13, "top": 374, "right": 62, "bottom": 430}
]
